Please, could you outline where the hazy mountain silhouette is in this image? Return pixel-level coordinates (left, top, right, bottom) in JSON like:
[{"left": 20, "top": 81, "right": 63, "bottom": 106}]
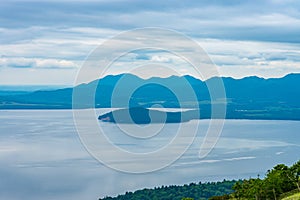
[{"left": 1, "top": 73, "right": 299, "bottom": 120}]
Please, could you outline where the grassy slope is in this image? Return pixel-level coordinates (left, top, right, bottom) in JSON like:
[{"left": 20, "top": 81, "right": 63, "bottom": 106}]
[{"left": 282, "top": 192, "right": 300, "bottom": 200}]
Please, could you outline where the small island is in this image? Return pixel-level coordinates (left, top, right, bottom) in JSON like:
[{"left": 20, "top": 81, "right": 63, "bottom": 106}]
[{"left": 98, "top": 107, "right": 199, "bottom": 124}]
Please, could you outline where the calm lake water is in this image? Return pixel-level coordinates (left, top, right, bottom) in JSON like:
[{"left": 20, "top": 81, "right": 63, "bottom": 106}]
[{"left": 0, "top": 109, "right": 299, "bottom": 200}]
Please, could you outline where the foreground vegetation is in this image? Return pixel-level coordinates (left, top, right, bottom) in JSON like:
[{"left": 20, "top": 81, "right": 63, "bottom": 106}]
[
  {"left": 227, "top": 160, "right": 300, "bottom": 200},
  {"left": 99, "top": 160, "right": 300, "bottom": 200},
  {"left": 281, "top": 192, "right": 300, "bottom": 200},
  {"left": 99, "top": 180, "right": 236, "bottom": 200}
]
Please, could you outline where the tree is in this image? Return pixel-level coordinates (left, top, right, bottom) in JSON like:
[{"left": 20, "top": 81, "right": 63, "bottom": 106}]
[
  {"left": 265, "top": 164, "right": 295, "bottom": 198},
  {"left": 290, "top": 160, "right": 300, "bottom": 192}
]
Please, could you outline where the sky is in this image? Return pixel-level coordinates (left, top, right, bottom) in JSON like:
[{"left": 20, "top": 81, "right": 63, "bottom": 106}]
[{"left": 1, "top": 0, "right": 300, "bottom": 85}]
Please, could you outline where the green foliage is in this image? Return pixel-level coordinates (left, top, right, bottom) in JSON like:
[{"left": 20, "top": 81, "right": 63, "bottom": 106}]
[
  {"left": 99, "top": 180, "right": 236, "bottom": 200},
  {"left": 281, "top": 191, "right": 300, "bottom": 200},
  {"left": 231, "top": 160, "right": 300, "bottom": 200},
  {"left": 100, "top": 160, "right": 300, "bottom": 200},
  {"left": 280, "top": 189, "right": 300, "bottom": 199}
]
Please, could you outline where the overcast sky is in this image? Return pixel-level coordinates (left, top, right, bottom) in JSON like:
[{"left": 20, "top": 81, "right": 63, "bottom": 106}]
[{"left": 1, "top": 0, "right": 300, "bottom": 85}]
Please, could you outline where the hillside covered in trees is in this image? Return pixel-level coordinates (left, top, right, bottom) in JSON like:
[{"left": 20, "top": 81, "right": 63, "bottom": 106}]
[
  {"left": 99, "top": 160, "right": 300, "bottom": 200},
  {"left": 99, "top": 180, "right": 236, "bottom": 200},
  {"left": 229, "top": 160, "right": 300, "bottom": 200}
]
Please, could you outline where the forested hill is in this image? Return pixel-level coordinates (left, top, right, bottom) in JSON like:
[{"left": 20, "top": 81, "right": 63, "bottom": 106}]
[
  {"left": 99, "top": 160, "right": 300, "bottom": 200},
  {"left": 99, "top": 180, "right": 236, "bottom": 200}
]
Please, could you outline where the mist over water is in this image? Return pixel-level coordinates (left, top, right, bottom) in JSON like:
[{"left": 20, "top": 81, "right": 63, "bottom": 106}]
[{"left": 0, "top": 110, "right": 299, "bottom": 200}]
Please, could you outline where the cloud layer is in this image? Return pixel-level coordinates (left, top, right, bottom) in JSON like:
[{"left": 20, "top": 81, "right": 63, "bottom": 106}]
[{"left": 0, "top": 0, "right": 300, "bottom": 84}]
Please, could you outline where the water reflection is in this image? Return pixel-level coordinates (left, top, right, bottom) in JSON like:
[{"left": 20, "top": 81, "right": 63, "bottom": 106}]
[{"left": 0, "top": 110, "right": 299, "bottom": 199}]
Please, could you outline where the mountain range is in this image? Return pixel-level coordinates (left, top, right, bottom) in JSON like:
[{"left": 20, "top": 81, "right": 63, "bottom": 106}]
[{"left": 1, "top": 73, "right": 300, "bottom": 120}]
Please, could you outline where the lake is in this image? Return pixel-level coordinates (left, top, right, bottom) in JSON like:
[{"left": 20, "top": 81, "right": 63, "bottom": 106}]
[{"left": 0, "top": 109, "right": 299, "bottom": 200}]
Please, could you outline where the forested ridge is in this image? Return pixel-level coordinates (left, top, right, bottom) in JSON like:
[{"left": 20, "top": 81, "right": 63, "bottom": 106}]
[
  {"left": 99, "top": 160, "right": 300, "bottom": 200},
  {"left": 99, "top": 180, "right": 236, "bottom": 200},
  {"left": 228, "top": 160, "right": 300, "bottom": 200}
]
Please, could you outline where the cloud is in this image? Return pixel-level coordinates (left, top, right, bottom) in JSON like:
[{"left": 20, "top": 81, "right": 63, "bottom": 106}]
[
  {"left": 150, "top": 55, "right": 171, "bottom": 63},
  {"left": 1, "top": 1, "right": 300, "bottom": 42},
  {"left": 1, "top": 1, "right": 300, "bottom": 84},
  {"left": 199, "top": 39, "right": 300, "bottom": 78},
  {"left": 1, "top": 26, "right": 300, "bottom": 84},
  {"left": 0, "top": 57, "right": 78, "bottom": 69}
]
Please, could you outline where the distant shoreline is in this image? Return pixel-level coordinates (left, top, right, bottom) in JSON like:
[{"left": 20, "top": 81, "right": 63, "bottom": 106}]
[{"left": 1, "top": 107, "right": 300, "bottom": 122}]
